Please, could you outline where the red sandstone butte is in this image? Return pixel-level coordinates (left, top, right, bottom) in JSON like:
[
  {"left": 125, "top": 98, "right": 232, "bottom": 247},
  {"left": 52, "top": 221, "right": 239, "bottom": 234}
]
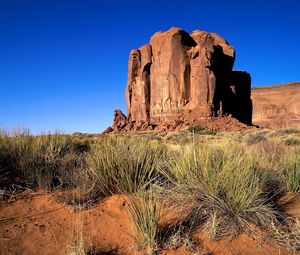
[{"left": 106, "top": 27, "right": 253, "bottom": 132}]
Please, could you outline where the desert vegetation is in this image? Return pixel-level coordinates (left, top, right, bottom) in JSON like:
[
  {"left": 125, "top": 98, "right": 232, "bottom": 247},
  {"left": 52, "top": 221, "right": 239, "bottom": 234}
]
[{"left": 1, "top": 127, "right": 300, "bottom": 254}]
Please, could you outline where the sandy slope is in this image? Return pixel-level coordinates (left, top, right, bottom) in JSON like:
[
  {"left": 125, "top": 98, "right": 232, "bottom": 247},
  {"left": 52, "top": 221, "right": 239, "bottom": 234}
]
[{"left": 0, "top": 190, "right": 299, "bottom": 255}]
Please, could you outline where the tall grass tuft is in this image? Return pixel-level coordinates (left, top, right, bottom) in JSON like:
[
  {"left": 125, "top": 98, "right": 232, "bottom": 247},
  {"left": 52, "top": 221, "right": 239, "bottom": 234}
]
[
  {"left": 160, "top": 142, "right": 285, "bottom": 239},
  {"left": 282, "top": 152, "right": 300, "bottom": 193},
  {"left": 126, "top": 190, "right": 162, "bottom": 255},
  {"left": 284, "top": 137, "right": 300, "bottom": 146},
  {"left": 87, "top": 137, "right": 166, "bottom": 197},
  {"left": 68, "top": 221, "right": 85, "bottom": 255},
  {"left": 0, "top": 129, "right": 86, "bottom": 189}
]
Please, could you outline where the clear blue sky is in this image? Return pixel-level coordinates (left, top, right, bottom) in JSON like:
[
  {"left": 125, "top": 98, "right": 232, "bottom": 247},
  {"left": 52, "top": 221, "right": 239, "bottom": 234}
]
[{"left": 0, "top": 0, "right": 299, "bottom": 133}]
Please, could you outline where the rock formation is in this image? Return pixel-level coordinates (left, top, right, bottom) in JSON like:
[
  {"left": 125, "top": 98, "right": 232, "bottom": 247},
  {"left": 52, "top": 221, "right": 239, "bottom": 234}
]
[
  {"left": 252, "top": 82, "right": 300, "bottom": 129},
  {"left": 106, "top": 27, "right": 254, "bottom": 132}
]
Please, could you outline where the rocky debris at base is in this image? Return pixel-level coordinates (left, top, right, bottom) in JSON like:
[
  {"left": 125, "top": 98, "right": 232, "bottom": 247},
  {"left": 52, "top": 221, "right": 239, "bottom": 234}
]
[{"left": 104, "top": 109, "right": 255, "bottom": 133}]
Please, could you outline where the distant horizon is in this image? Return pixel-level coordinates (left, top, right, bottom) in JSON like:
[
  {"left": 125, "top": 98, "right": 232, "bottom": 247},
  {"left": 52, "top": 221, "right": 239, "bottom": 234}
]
[
  {"left": 252, "top": 81, "right": 300, "bottom": 88},
  {"left": 1, "top": 79, "right": 299, "bottom": 135},
  {"left": 2, "top": 79, "right": 299, "bottom": 135},
  {"left": 1, "top": 0, "right": 299, "bottom": 134}
]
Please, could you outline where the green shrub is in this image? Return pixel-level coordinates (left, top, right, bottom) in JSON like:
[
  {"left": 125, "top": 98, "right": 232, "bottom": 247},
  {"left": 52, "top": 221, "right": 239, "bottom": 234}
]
[
  {"left": 187, "top": 125, "right": 217, "bottom": 135},
  {"left": 187, "top": 125, "right": 205, "bottom": 134}
]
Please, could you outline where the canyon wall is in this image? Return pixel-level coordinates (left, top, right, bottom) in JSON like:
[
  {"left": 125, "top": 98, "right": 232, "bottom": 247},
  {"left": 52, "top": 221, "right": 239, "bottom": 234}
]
[{"left": 252, "top": 82, "right": 300, "bottom": 129}]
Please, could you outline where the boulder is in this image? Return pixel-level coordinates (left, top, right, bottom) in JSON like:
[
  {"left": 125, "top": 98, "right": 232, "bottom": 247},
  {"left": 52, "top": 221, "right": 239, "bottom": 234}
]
[
  {"left": 112, "top": 109, "right": 128, "bottom": 131},
  {"left": 103, "top": 126, "right": 113, "bottom": 133}
]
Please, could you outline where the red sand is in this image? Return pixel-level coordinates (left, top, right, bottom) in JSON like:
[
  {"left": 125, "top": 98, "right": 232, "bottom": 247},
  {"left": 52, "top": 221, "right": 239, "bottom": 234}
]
[{"left": 0, "top": 190, "right": 299, "bottom": 255}]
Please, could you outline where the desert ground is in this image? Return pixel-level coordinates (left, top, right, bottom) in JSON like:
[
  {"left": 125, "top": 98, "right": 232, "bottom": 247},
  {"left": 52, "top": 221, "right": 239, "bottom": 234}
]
[
  {"left": 1, "top": 0, "right": 300, "bottom": 254},
  {"left": 1, "top": 127, "right": 300, "bottom": 255}
]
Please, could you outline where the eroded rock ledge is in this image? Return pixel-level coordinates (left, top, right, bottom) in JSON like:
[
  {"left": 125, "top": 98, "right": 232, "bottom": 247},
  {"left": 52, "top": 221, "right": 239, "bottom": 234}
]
[
  {"left": 252, "top": 82, "right": 300, "bottom": 129},
  {"left": 106, "top": 27, "right": 254, "bottom": 132}
]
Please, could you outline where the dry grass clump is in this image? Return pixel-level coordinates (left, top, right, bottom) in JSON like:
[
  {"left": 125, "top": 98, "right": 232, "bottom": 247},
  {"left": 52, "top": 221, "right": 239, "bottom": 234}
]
[
  {"left": 187, "top": 125, "right": 217, "bottom": 136},
  {"left": 125, "top": 190, "right": 163, "bottom": 255},
  {"left": 0, "top": 129, "right": 86, "bottom": 189},
  {"left": 254, "top": 140, "right": 300, "bottom": 194},
  {"left": 271, "top": 218, "right": 300, "bottom": 252},
  {"left": 284, "top": 137, "right": 300, "bottom": 146},
  {"left": 2, "top": 128, "right": 300, "bottom": 253},
  {"left": 87, "top": 137, "right": 166, "bottom": 197},
  {"left": 281, "top": 152, "right": 300, "bottom": 193},
  {"left": 243, "top": 133, "right": 267, "bottom": 145},
  {"left": 160, "top": 142, "right": 286, "bottom": 239},
  {"left": 125, "top": 189, "right": 198, "bottom": 255},
  {"left": 269, "top": 128, "right": 300, "bottom": 137}
]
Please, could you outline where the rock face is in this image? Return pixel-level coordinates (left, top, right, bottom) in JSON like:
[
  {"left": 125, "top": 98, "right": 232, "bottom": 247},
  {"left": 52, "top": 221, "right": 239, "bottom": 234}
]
[
  {"left": 107, "top": 27, "right": 253, "bottom": 132},
  {"left": 252, "top": 82, "right": 300, "bottom": 129}
]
